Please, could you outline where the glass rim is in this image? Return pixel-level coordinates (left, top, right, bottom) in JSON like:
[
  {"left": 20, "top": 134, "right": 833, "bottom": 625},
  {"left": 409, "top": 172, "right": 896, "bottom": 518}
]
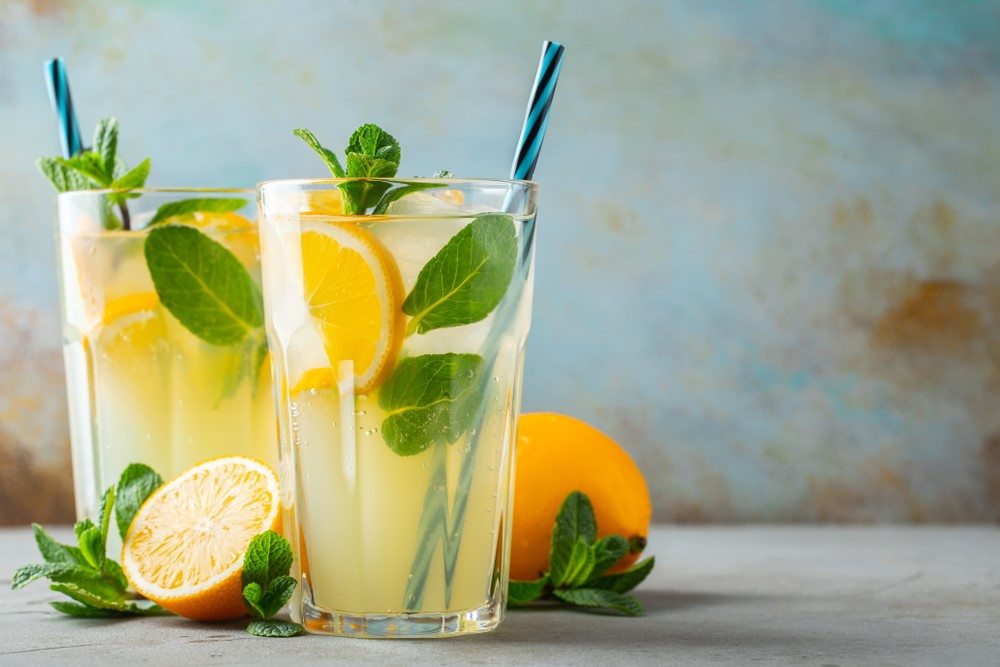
[
  {"left": 257, "top": 177, "right": 539, "bottom": 191},
  {"left": 57, "top": 186, "right": 254, "bottom": 199}
]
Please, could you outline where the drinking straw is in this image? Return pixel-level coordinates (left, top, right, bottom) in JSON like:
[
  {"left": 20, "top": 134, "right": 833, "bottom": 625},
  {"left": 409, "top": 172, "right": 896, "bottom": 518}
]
[
  {"left": 406, "top": 41, "right": 567, "bottom": 610},
  {"left": 509, "top": 40, "right": 565, "bottom": 181},
  {"left": 44, "top": 58, "right": 84, "bottom": 157}
]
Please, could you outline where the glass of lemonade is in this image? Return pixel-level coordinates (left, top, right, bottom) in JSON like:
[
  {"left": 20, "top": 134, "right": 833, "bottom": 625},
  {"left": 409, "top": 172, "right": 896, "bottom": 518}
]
[
  {"left": 56, "top": 189, "right": 277, "bottom": 536},
  {"left": 258, "top": 178, "right": 538, "bottom": 637}
]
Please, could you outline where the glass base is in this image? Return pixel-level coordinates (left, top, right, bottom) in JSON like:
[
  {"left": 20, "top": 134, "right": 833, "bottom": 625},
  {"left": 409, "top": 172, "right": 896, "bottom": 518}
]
[{"left": 299, "top": 594, "right": 505, "bottom": 638}]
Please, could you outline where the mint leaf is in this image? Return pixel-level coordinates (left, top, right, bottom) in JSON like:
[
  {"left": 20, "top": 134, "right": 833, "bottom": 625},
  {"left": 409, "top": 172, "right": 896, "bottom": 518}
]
[
  {"left": 36, "top": 157, "right": 90, "bottom": 192},
  {"left": 110, "top": 158, "right": 150, "bottom": 191},
  {"left": 73, "top": 519, "right": 96, "bottom": 539},
  {"left": 102, "top": 558, "right": 129, "bottom": 592},
  {"left": 553, "top": 537, "right": 595, "bottom": 588},
  {"left": 590, "top": 534, "right": 629, "bottom": 579},
  {"left": 148, "top": 197, "right": 248, "bottom": 227},
  {"left": 242, "top": 530, "right": 293, "bottom": 591},
  {"left": 378, "top": 353, "right": 484, "bottom": 456},
  {"left": 549, "top": 491, "right": 597, "bottom": 587},
  {"left": 371, "top": 181, "right": 445, "bottom": 215},
  {"left": 115, "top": 464, "right": 163, "bottom": 539},
  {"left": 508, "top": 576, "right": 548, "bottom": 606},
  {"left": 97, "top": 486, "right": 115, "bottom": 554},
  {"left": 145, "top": 225, "right": 264, "bottom": 346},
  {"left": 50, "top": 600, "right": 122, "bottom": 617},
  {"left": 12, "top": 563, "right": 83, "bottom": 589},
  {"left": 261, "top": 575, "right": 296, "bottom": 617},
  {"left": 49, "top": 582, "right": 131, "bottom": 611},
  {"left": 402, "top": 214, "right": 517, "bottom": 335},
  {"left": 93, "top": 118, "right": 118, "bottom": 178},
  {"left": 292, "top": 128, "right": 345, "bottom": 178},
  {"left": 247, "top": 620, "right": 303, "bottom": 638},
  {"left": 60, "top": 153, "right": 111, "bottom": 186},
  {"left": 346, "top": 124, "right": 400, "bottom": 167},
  {"left": 552, "top": 588, "right": 643, "bottom": 616},
  {"left": 32, "top": 524, "right": 84, "bottom": 565},
  {"left": 590, "top": 556, "right": 655, "bottom": 594},
  {"left": 432, "top": 170, "right": 454, "bottom": 178},
  {"left": 243, "top": 582, "right": 266, "bottom": 618},
  {"left": 77, "top": 525, "right": 103, "bottom": 569},
  {"left": 342, "top": 124, "right": 399, "bottom": 213}
]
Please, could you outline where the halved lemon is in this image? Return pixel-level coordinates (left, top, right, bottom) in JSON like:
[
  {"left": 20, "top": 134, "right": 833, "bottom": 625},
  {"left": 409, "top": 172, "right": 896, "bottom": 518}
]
[
  {"left": 300, "top": 222, "right": 404, "bottom": 394},
  {"left": 121, "top": 456, "right": 281, "bottom": 621}
]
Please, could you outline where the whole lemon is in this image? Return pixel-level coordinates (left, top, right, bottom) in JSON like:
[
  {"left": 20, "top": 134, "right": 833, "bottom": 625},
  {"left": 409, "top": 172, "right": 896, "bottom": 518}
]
[{"left": 510, "top": 413, "right": 651, "bottom": 581}]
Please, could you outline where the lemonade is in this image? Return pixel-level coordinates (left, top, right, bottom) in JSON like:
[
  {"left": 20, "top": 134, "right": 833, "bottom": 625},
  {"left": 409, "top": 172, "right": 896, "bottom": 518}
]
[
  {"left": 259, "top": 177, "right": 538, "bottom": 637},
  {"left": 56, "top": 191, "right": 277, "bottom": 532}
]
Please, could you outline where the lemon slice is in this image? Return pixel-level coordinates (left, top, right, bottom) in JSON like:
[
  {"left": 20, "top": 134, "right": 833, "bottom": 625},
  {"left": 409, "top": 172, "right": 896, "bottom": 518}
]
[
  {"left": 300, "top": 221, "right": 404, "bottom": 394},
  {"left": 121, "top": 456, "right": 281, "bottom": 621}
]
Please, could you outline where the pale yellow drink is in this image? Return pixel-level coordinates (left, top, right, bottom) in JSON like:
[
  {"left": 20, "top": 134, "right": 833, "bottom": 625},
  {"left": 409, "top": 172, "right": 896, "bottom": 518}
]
[
  {"left": 56, "top": 192, "right": 277, "bottom": 533},
  {"left": 259, "top": 180, "right": 538, "bottom": 637}
]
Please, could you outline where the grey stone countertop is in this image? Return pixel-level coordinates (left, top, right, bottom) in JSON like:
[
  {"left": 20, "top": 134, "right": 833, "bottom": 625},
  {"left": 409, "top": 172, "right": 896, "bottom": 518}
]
[{"left": 1, "top": 525, "right": 998, "bottom": 665}]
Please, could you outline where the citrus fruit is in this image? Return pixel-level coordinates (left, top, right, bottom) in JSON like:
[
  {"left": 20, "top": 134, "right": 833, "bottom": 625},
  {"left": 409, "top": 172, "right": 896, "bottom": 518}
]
[
  {"left": 299, "top": 221, "right": 404, "bottom": 393},
  {"left": 510, "top": 413, "right": 651, "bottom": 580},
  {"left": 121, "top": 456, "right": 281, "bottom": 621},
  {"left": 94, "top": 292, "right": 165, "bottom": 358}
]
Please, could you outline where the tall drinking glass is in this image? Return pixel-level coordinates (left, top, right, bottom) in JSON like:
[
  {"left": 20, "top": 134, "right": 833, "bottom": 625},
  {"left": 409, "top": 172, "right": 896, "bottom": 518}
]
[
  {"left": 258, "top": 179, "right": 538, "bottom": 637},
  {"left": 56, "top": 189, "right": 277, "bottom": 544}
]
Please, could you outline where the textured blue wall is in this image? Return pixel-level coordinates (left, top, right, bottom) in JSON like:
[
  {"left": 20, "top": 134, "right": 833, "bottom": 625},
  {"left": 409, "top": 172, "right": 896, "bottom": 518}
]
[{"left": 1, "top": 0, "right": 998, "bottom": 522}]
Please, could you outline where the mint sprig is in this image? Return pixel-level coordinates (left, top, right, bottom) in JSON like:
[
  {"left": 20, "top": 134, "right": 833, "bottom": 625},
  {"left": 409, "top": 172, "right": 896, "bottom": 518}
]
[
  {"left": 508, "top": 491, "right": 653, "bottom": 616},
  {"left": 241, "top": 531, "right": 303, "bottom": 638},
  {"left": 11, "top": 464, "right": 168, "bottom": 617},
  {"left": 35, "top": 118, "right": 151, "bottom": 229}
]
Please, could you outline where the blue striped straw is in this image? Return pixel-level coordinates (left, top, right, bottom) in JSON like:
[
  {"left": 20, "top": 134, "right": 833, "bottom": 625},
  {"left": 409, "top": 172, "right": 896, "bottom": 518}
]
[
  {"left": 44, "top": 58, "right": 84, "bottom": 157},
  {"left": 510, "top": 40, "right": 565, "bottom": 181}
]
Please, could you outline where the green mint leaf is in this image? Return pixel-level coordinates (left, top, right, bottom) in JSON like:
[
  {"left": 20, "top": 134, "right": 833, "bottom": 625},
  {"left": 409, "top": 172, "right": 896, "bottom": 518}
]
[
  {"left": 247, "top": 620, "right": 303, "bottom": 638},
  {"left": 378, "top": 353, "right": 484, "bottom": 456},
  {"left": 97, "top": 486, "right": 115, "bottom": 554},
  {"left": 508, "top": 576, "right": 548, "bottom": 606},
  {"left": 32, "top": 524, "right": 85, "bottom": 565},
  {"left": 145, "top": 225, "right": 264, "bottom": 346},
  {"left": 549, "top": 492, "right": 597, "bottom": 587},
  {"left": 402, "top": 214, "right": 517, "bottom": 335},
  {"left": 102, "top": 558, "right": 129, "bottom": 592},
  {"left": 110, "top": 158, "right": 150, "bottom": 189},
  {"left": 242, "top": 530, "right": 293, "bottom": 591},
  {"left": 590, "top": 534, "right": 629, "bottom": 580},
  {"left": 590, "top": 556, "right": 655, "bottom": 594},
  {"left": 114, "top": 463, "right": 164, "bottom": 539},
  {"left": 552, "top": 588, "right": 644, "bottom": 616},
  {"left": 148, "top": 197, "right": 248, "bottom": 227},
  {"left": 243, "top": 582, "right": 266, "bottom": 619},
  {"left": 554, "top": 537, "right": 596, "bottom": 588},
  {"left": 50, "top": 600, "right": 123, "bottom": 617},
  {"left": 73, "top": 519, "right": 96, "bottom": 540},
  {"left": 292, "top": 128, "right": 345, "bottom": 178},
  {"left": 49, "top": 582, "right": 131, "bottom": 611},
  {"left": 78, "top": 526, "right": 104, "bottom": 569},
  {"left": 93, "top": 118, "right": 118, "bottom": 178},
  {"left": 60, "top": 153, "right": 111, "bottom": 187},
  {"left": 36, "top": 157, "right": 90, "bottom": 192},
  {"left": 260, "top": 575, "right": 296, "bottom": 617},
  {"left": 341, "top": 124, "right": 400, "bottom": 213},
  {"left": 371, "top": 181, "right": 445, "bottom": 215},
  {"left": 346, "top": 124, "right": 400, "bottom": 168},
  {"left": 432, "top": 170, "right": 454, "bottom": 178},
  {"left": 12, "top": 563, "right": 77, "bottom": 590}
]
